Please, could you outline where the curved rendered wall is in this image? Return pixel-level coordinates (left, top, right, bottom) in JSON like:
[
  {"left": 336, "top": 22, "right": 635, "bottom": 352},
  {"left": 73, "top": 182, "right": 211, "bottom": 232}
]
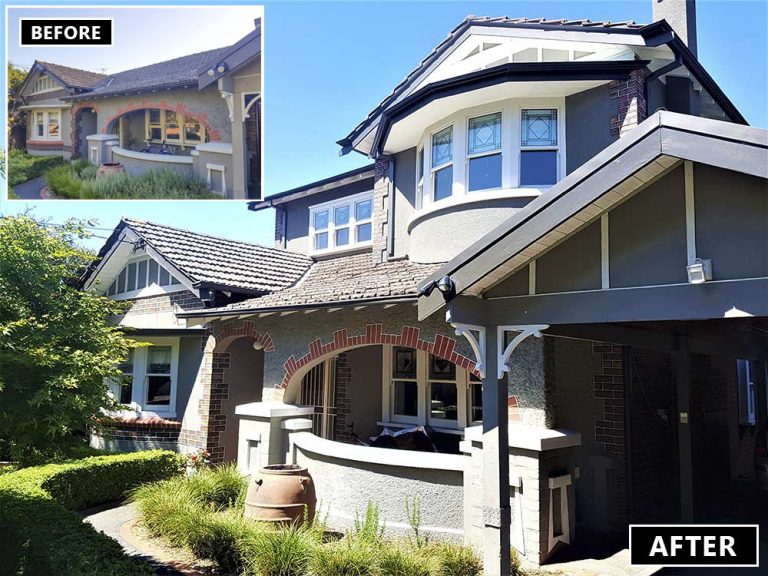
[{"left": 408, "top": 197, "right": 532, "bottom": 264}]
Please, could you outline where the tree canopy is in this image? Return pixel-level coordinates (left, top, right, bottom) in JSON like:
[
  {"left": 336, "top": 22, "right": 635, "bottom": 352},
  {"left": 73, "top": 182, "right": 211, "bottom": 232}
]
[
  {"left": 0, "top": 215, "right": 132, "bottom": 462},
  {"left": 7, "top": 63, "right": 27, "bottom": 132}
]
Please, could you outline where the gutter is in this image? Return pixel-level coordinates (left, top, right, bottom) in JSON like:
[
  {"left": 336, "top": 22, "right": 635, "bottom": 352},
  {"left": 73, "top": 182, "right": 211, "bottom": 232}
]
[{"left": 177, "top": 294, "right": 418, "bottom": 319}]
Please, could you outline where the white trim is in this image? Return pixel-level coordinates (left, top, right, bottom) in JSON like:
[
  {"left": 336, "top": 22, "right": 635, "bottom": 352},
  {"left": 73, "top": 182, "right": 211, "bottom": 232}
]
[
  {"left": 601, "top": 213, "right": 610, "bottom": 289},
  {"left": 236, "top": 402, "right": 314, "bottom": 419},
  {"left": 447, "top": 311, "right": 486, "bottom": 378},
  {"left": 684, "top": 160, "right": 696, "bottom": 264},
  {"left": 86, "top": 133, "right": 120, "bottom": 141},
  {"left": 206, "top": 163, "right": 227, "bottom": 196},
  {"left": 463, "top": 424, "right": 582, "bottom": 452},
  {"left": 29, "top": 107, "right": 62, "bottom": 141},
  {"left": 528, "top": 260, "right": 536, "bottom": 295},
  {"left": 117, "top": 337, "right": 180, "bottom": 418},
  {"left": 242, "top": 91, "right": 260, "bottom": 121},
  {"left": 308, "top": 190, "right": 374, "bottom": 256},
  {"left": 19, "top": 103, "right": 72, "bottom": 109},
  {"left": 497, "top": 325, "right": 548, "bottom": 380}
]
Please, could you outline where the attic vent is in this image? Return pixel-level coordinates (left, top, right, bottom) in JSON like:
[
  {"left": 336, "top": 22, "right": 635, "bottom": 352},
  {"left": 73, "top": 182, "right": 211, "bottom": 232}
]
[
  {"left": 462, "top": 42, "right": 502, "bottom": 61},
  {"left": 106, "top": 257, "right": 181, "bottom": 297},
  {"left": 31, "top": 75, "right": 57, "bottom": 94}
]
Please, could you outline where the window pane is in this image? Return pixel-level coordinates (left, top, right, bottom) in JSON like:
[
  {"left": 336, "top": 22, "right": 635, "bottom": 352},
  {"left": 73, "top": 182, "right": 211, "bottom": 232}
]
[
  {"left": 520, "top": 150, "right": 558, "bottom": 186},
  {"left": 334, "top": 205, "right": 349, "bottom": 226},
  {"left": 137, "top": 260, "right": 148, "bottom": 289},
  {"left": 127, "top": 262, "right": 137, "bottom": 291},
  {"left": 431, "top": 126, "right": 453, "bottom": 167},
  {"left": 335, "top": 227, "right": 349, "bottom": 246},
  {"left": 357, "top": 223, "right": 372, "bottom": 243},
  {"left": 107, "top": 280, "right": 116, "bottom": 296},
  {"left": 119, "top": 349, "right": 134, "bottom": 374},
  {"left": 315, "top": 232, "right": 328, "bottom": 250},
  {"left": 159, "top": 267, "right": 170, "bottom": 286},
  {"left": 468, "top": 153, "right": 502, "bottom": 191},
  {"left": 119, "top": 375, "right": 133, "bottom": 404},
  {"left": 355, "top": 199, "right": 372, "bottom": 221},
  {"left": 165, "top": 111, "right": 180, "bottom": 141},
  {"left": 118, "top": 268, "right": 127, "bottom": 293},
  {"left": 148, "top": 260, "right": 159, "bottom": 284},
  {"left": 429, "top": 355, "right": 456, "bottom": 379},
  {"left": 47, "top": 112, "right": 60, "bottom": 138},
  {"left": 468, "top": 113, "right": 501, "bottom": 155},
  {"left": 430, "top": 382, "right": 458, "bottom": 420},
  {"left": 184, "top": 117, "right": 202, "bottom": 142},
  {"left": 521, "top": 109, "right": 557, "bottom": 147},
  {"left": 470, "top": 384, "right": 483, "bottom": 422},
  {"left": 542, "top": 48, "right": 569, "bottom": 62},
  {"left": 512, "top": 47, "right": 538, "bottom": 63},
  {"left": 392, "top": 347, "right": 417, "bottom": 379},
  {"left": 146, "top": 376, "right": 171, "bottom": 405},
  {"left": 170, "top": 275, "right": 181, "bottom": 285},
  {"left": 149, "top": 126, "right": 162, "bottom": 140},
  {"left": 393, "top": 381, "right": 418, "bottom": 417},
  {"left": 149, "top": 109, "right": 161, "bottom": 123},
  {"left": 314, "top": 210, "right": 328, "bottom": 231},
  {"left": 433, "top": 165, "right": 453, "bottom": 201},
  {"left": 147, "top": 346, "right": 171, "bottom": 373}
]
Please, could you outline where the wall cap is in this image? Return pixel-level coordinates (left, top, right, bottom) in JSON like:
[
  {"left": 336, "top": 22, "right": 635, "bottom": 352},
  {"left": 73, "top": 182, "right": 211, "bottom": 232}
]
[
  {"left": 282, "top": 418, "right": 314, "bottom": 431},
  {"left": 235, "top": 402, "right": 314, "bottom": 419},
  {"left": 111, "top": 146, "right": 194, "bottom": 164},
  {"left": 195, "top": 142, "right": 233, "bottom": 154},
  {"left": 86, "top": 134, "right": 120, "bottom": 141},
  {"left": 463, "top": 424, "right": 581, "bottom": 452}
]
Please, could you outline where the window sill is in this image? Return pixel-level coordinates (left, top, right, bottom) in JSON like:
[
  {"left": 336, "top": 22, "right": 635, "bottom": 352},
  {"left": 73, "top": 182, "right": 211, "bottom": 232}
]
[
  {"left": 408, "top": 187, "right": 546, "bottom": 232},
  {"left": 309, "top": 244, "right": 372, "bottom": 259}
]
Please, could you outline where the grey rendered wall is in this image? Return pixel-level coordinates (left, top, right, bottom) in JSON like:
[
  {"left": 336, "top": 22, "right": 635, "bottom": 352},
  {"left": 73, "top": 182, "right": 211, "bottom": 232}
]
[
  {"left": 176, "top": 336, "right": 205, "bottom": 420},
  {"left": 536, "top": 221, "right": 601, "bottom": 294},
  {"left": 293, "top": 445, "right": 464, "bottom": 540},
  {"left": 392, "top": 147, "right": 417, "bottom": 258},
  {"left": 646, "top": 77, "right": 667, "bottom": 117},
  {"left": 192, "top": 150, "right": 234, "bottom": 197},
  {"left": 282, "top": 178, "right": 375, "bottom": 254},
  {"left": 345, "top": 346, "right": 383, "bottom": 441},
  {"left": 484, "top": 264, "right": 529, "bottom": 298},
  {"left": 110, "top": 148, "right": 194, "bottom": 178},
  {"left": 565, "top": 84, "right": 618, "bottom": 174}
]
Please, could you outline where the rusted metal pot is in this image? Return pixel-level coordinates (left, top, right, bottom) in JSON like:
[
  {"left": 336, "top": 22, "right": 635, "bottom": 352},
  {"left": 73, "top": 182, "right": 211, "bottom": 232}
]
[
  {"left": 96, "top": 162, "right": 125, "bottom": 178},
  {"left": 244, "top": 464, "right": 316, "bottom": 524}
]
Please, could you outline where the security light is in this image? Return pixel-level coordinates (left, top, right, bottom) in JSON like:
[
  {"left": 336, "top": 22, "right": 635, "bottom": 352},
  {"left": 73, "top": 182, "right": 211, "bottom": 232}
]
[
  {"left": 216, "top": 63, "right": 228, "bottom": 74},
  {"left": 419, "top": 275, "right": 456, "bottom": 299},
  {"left": 207, "top": 69, "right": 215, "bottom": 77},
  {"left": 686, "top": 258, "right": 712, "bottom": 284}
]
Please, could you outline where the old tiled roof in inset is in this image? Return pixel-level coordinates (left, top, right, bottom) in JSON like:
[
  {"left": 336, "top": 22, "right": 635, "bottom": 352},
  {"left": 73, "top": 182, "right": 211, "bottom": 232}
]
[
  {"left": 123, "top": 218, "right": 312, "bottom": 294},
  {"left": 212, "top": 252, "right": 441, "bottom": 312},
  {"left": 37, "top": 61, "right": 107, "bottom": 89}
]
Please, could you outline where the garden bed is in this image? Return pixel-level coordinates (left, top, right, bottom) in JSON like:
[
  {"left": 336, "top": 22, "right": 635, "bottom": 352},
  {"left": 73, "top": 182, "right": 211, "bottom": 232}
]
[
  {"left": 44, "top": 159, "right": 221, "bottom": 199},
  {"left": 7, "top": 148, "right": 64, "bottom": 188}
]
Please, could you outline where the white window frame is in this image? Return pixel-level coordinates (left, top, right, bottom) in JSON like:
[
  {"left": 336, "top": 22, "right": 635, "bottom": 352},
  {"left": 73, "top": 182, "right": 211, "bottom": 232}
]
[
  {"left": 381, "top": 345, "right": 472, "bottom": 431},
  {"left": 416, "top": 146, "right": 425, "bottom": 209},
  {"left": 429, "top": 123, "right": 455, "bottom": 205},
  {"left": 105, "top": 255, "right": 185, "bottom": 300},
  {"left": 308, "top": 190, "right": 374, "bottom": 256},
  {"left": 466, "top": 110, "right": 504, "bottom": 193},
  {"left": 144, "top": 109, "right": 206, "bottom": 148},
  {"left": 519, "top": 107, "right": 561, "bottom": 189},
  {"left": 128, "top": 337, "right": 180, "bottom": 418},
  {"left": 30, "top": 108, "right": 62, "bottom": 141}
]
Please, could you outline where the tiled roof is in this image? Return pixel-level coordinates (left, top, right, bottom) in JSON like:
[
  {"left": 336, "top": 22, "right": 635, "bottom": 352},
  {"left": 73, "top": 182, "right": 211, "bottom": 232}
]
[
  {"left": 66, "top": 47, "right": 231, "bottom": 100},
  {"left": 122, "top": 218, "right": 312, "bottom": 294},
  {"left": 211, "top": 252, "right": 441, "bottom": 312},
  {"left": 37, "top": 61, "right": 107, "bottom": 89}
]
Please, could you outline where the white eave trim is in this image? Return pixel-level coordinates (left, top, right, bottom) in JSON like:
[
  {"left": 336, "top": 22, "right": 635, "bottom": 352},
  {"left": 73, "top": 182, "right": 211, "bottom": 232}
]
[{"left": 19, "top": 104, "right": 72, "bottom": 109}]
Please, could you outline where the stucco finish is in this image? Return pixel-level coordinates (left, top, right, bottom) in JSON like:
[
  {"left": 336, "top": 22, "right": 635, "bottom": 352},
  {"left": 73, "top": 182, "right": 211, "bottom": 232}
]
[
  {"left": 110, "top": 147, "right": 194, "bottom": 178},
  {"left": 392, "top": 147, "right": 418, "bottom": 258},
  {"left": 345, "top": 346, "right": 384, "bottom": 441},
  {"left": 506, "top": 336, "right": 550, "bottom": 428},
  {"left": 536, "top": 221, "right": 601, "bottom": 294},
  {"left": 565, "top": 84, "right": 618, "bottom": 174}
]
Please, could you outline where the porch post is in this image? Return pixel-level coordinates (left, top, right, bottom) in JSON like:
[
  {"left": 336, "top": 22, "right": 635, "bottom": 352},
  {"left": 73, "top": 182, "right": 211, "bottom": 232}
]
[
  {"left": 675, "top": 334, "right": 694, "bottom": 522},
  {"left": 481, "top": 324, "right": 511, "bottom": 576}
]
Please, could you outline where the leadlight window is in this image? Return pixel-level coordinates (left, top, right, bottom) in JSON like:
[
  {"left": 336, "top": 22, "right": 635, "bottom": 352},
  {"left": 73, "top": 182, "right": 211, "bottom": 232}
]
[
  {"left": 106, "top": 257, "right": 181, "bottom": 297},
  {"left": 47, "top": 111, "right": 60, "bottom": 138},
  {"left": 431, "top": 126, "right": 453, "bottom": 201},
  {"left": 309, "top": 192, "right": 374, "bottom": 255},
  {"left": 392, "top": 347, "right": 418, "bottom": 418},
  {"left": 520, "top": 109, "right": 558, "bottom": 186},
  {"left": 31, "top": 75, "right": 57, "bottom": 94},
  {"left": 467, "top": 112, "right": 502, "bottom": 192},
  {"left": 145, "top": 109, "right": 207, "bottom": 146},
  {"left": 428, "top": 355, "right": 458, "bottom": 422}
]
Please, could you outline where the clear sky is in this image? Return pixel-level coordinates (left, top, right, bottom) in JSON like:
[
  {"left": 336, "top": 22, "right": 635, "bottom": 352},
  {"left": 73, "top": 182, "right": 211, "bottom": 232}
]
[{"left": 2, "top": 0, "right": 766, "bottom": 251}]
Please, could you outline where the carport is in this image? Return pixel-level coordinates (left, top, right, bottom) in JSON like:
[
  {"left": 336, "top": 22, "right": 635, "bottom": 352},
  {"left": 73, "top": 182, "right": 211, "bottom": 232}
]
[{"left": 418, "top": 111, "right": 768, "bottom": 573}]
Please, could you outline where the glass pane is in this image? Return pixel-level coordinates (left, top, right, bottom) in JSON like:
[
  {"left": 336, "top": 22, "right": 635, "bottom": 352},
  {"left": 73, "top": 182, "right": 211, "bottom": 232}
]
[
  {"left": 127, "top": 262, "right": 137, "bottom": 291},
  {"left": 184, "top": 118, "right": 202, "bottom": 141},
  {"left": 433, "top": 165, "right": 453, "bottom": 201},
  {"left": 48, "top": 112, "right": 60, "bottom": 138},
  {"left": 315, "top": 232, "right": 328, "bottom": 250},
  {"left": 394, "top": 381, "right": 418, "bottom": 417},
  {"left": 355, "top": 199, "right": 372, "bottom": 221},
  {"left": 335, "top": 227, "right": 349, "bottom": 246},
  {"left": 314, "top": 210, "right": 328, "bottom": 231},
  {"left": 149, "top": 126, "right": 162, "bottom": 140},
  {"left": 149, "top": 109, "right": 161, "bottom": 123},
  {"left": 166, "top": 118, "right": 180, "bottom": 140},
  {"left": 148, "top": 260, "right": 159, "bottom": 284},
  {"left": 118, "top": 268, "right": 127, "bottom": 293},
  {"left": 334, "top": 205, "right": 350, "bottom": 226},
  {"left": 107, "top": 280, "right": 116, "bottom": 296},
  {"left": 357, "top": 223, "right": 372, "bottom": 243},
  {"left": 137, "top": 260, "right": 148, "bottom": 289},
  {"left": 520, "top": 150, "right": 558, "bottom": 186},
  {"left": 542, "top": 49, "right": 569, "bottom": 62},
  {"left": 119, "top": 375, "right": 133, "bottom": 404},
  {"left": 431, "top": 126, "right": 453, "bottom": 167},
  {"left": 468, "top": 154, "right": 502, "bottom": 191},
  {"left": 521, "top": 109, "right": 557, "bottom": 147},
  {"left": 170, "top": 275, "right": 181, "bottom": 285},
  {"left": 430, "top": 382, "right": 458, "bottom": 420},
  {"left": 392, "top": 347, "right": 417, "bottom": 379},
  {"left": 417, "top": 148, "right": 424, "bottom": 179},
  {"left": 147, "top": 346, "right": 171, "bottom": 373},
  {"left": 470, "top": 384, "right": 483, "bottom": 422},
  {"left": 512, "top": 47, "right": 538, "bottom": 63},
  {"left": 429, "top": 355, "right": 456, "bottom": 380},
  {"left": 159, "top": 267, "right": 170, "bottom": 286},
  {"left": 119, "top": 349, "right": 134, "bottom": 373},
  {"left": 146, "top": 376, "right": 171, "bottom": 405},
  {"left": 468, "top": 113, "right": 501, "bottom": 155}
]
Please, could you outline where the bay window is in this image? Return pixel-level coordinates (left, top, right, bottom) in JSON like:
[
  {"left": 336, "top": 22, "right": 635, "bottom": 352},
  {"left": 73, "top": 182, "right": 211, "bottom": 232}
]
[
  {"left": 467, "top": 112, "right": 502, "bottom": 192},
  {"left": 32, "top": 109, "right": 62, "bottom": 141},
  {"left": 431, "top": 125, "right": 453, "bottom": 201},
  {"left": 309, "top": 191, "right": 374, "bottom": 255},
  {"left": 520, "top": 109, "right": 559, "bottom": 187},
  {"left": 145, "top": 109, "right": 206, "bottom": 146}
]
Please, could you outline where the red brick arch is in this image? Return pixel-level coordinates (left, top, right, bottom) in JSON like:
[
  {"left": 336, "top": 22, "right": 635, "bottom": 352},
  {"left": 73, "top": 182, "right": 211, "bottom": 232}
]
[
  {"left": 100, "top": 99, "right": 221, "bottom": 141},
  {"left": 212, "top": 320, "right": 274, "bottom": 353}
]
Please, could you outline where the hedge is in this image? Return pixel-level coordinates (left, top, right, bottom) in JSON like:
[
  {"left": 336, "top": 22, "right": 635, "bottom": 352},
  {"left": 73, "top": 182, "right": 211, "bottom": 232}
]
[{"left": 0, "top": 450, "right": 185, "bottom": 575}]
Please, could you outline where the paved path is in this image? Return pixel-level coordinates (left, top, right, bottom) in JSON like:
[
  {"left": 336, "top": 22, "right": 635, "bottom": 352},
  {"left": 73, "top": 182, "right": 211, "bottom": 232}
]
[{"left": 11, "top": 176, "right": 46, "bottom": 200}]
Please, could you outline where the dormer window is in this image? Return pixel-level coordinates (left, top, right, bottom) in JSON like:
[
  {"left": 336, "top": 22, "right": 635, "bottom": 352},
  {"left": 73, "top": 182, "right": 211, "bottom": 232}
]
[
  {"left": 309, "top": 191, "right": 374, "bottom": 255},
  {"left": 431, "top": 125, "right": 453, "bottom": 201}
]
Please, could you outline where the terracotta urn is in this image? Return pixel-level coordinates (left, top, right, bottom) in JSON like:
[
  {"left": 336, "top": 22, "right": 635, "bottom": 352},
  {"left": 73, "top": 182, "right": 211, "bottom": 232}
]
[
  {"left": 244, "top": 464, "right": 316, "bottom": 524},
  {"left": 96, "top": 162, "right": 126, "bottom": 178}
]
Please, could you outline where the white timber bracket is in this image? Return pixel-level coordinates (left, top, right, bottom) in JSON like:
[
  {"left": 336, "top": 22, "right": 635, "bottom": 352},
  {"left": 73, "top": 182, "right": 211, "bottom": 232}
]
[
  {"left": 446, "top": 310, "right": 486, "bottom": 378},
  {"left": 220, "top": 90, "right": 235, "bottom": 121},
  {"left": 497, "top": 325, "right": 549, "bottom": 380}
]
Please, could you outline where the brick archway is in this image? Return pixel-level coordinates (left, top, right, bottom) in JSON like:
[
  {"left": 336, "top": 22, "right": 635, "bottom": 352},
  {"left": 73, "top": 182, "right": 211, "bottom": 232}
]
[{"left": 101, "top": 99, "right": 222, "bottom": 141}]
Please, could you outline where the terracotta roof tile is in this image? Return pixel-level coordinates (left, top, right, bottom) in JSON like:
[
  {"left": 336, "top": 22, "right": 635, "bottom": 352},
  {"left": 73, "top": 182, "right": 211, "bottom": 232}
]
[{"left": 37, "top": 61, "right": 107, "bottom": 89}]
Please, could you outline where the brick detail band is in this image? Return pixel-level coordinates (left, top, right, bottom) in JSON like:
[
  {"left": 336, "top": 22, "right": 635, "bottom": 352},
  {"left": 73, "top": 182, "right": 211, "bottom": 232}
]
[
  {"left": 99, "top": 100, "right": 221, "bottom": 141},
  {"left": 214, "top": 320, "right": 275, "bottom": 353},
  {"left": 279, "top": 324, "right": 480, "bottom": 389}
]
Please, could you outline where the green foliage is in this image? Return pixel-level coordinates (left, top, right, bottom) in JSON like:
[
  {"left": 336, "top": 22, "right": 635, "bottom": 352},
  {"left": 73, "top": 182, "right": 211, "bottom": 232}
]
[
  {"left": 405, "top": 496, "right": 428, "bottom": 548},
  {"left": 247, "top": 524, "right": 318, "bottom": 576},
  {"left": 379, "top": 545, "right": 431, "bottom": 576},
  {"left": 353, "top": 500, "right": 385, "bottom": 544},
  {"left": 188, "top": 509, "right": 261, "bottom": 573},
  {"left": 0, "top": 450, "right": 181, "bottom": 576},
  {"left": 7, "top": 149, "right": 64, "bottom": 187},
  {"left": 429, "top": 542, "right": 482, "bottom": 576},
  {"left": 0, "top": 215, "right": 132, "bottom": 463},
  {"left": 185, "top": 462, "right": 248, "bottom": 509},
  {"left": 7, "top": 63, "right": 27, "bottom": 131},
  {"left": 310, "top": 540, "right": 378, "bottom": 576},
  {"left": 45, "top": 161, "right": 220, "bottom": 199}
]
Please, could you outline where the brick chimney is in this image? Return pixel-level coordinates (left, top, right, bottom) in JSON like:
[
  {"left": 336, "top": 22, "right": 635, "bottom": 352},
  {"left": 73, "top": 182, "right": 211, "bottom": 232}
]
[{"left": 652, "top": 0, "right": 697, "bottom": 56}]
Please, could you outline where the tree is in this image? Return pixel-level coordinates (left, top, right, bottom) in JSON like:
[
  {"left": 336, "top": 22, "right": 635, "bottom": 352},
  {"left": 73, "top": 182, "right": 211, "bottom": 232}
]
[
  {"left": 7, "top": 63, "right": 27, "bottom": 134},
  {"left": 0, "top": 215, "right": 132, "bottom": 462}
]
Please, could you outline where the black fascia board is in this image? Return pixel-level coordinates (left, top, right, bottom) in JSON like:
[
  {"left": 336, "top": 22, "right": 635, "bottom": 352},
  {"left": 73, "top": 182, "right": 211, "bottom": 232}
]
[
  {"left": 370, "top": 59, "right": 650, "bottom": 158},
  {"left": 192, "top": 280, "right": 268, "bottom": 297}
]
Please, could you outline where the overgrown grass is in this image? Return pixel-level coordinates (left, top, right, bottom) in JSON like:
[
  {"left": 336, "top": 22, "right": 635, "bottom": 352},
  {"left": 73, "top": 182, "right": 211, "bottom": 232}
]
[
  {"left": 45, "top": 159, "right": 221, "bottom": 199},
  {"left": 7, "top": 148, "right": 64, "bottom": 188}
]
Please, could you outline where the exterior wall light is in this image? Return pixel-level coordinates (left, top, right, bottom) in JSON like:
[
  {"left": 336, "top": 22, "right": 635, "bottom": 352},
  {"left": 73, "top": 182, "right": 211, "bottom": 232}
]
[
  {"left": 216, "top": 63, "right": 228, "bottom": 74},
  {"left": 207, "top": 69, "right": 215, "bottom": 77},
  {"left": 253, "top": 341, "right": 264, "bottom": 351},
  {"left": 419, "top": 275, "right": 456, "bottom": 299},
  {"left": 686, "top": 258, "right": 712, "bottom": 284}
]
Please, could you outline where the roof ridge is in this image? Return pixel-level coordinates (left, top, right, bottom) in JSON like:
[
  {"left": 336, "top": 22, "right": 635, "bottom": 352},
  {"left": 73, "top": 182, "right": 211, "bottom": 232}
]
[{"left": 37, "top": 60, "right": 108, "bottom": 78}]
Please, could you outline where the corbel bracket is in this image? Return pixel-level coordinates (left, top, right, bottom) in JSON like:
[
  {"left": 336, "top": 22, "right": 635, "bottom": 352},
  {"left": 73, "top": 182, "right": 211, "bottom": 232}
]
[
  {"left": 220, "top": 90, "right": 235, "bottom": 121},
  {"left": 497, "top": 325, "right": 549, "bottom": 380},
  {"left": 446, "top": 310, "right": 486, "bottom": 378}
]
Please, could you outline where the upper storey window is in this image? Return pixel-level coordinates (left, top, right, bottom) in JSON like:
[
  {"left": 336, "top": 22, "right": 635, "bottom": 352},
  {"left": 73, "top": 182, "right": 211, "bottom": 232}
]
[
  {"left": 520, "top": 109, "right": 558, "bottom": 186},
  {"left": 431, "top": 126, "right": 453, "bottom": 201},
  {"left": 467, "top": 112, "right": 502, "bottom": 192},
  {"left": 309, "top": 191, "right": 374, "bottom": 255}
]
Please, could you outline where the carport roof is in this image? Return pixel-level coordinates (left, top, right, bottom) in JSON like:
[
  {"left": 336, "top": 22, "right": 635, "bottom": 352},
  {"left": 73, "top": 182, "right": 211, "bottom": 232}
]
[{"left": 418, "top": 111, "right": 768, "bottom": 320}]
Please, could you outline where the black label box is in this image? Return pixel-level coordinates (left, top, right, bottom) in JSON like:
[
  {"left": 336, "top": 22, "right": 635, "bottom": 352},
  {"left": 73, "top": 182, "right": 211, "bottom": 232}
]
[{"left": 20, "top": 19, "right": 113, "bottom": 46}]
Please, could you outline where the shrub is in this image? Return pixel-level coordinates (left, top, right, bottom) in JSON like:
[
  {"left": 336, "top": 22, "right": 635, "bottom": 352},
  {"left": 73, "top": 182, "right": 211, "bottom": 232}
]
[
  {"left": 186, "top": 462, "right": 248, "bottom": 509},
  {"left": 310, "top": 540, "right": 378, "bottom": 576},
  {"left": 378, "top": 545, "right": 430, "bottom": 576},
  {"left": 246, "top": 524, "right": 318, "bottom": 576},
  {"left": 131, "top": 476, "right": 204, "bottom": 547},
  {"left": 188, "top": 509, "right": 261, "bottom": 574},
  {"left": 430, "top": 542, "right": 482, "bottom": 576},
  {"left": 7, "top": 149, "right": 64, "bottom": 187},
  {"left": 0, "top": 450, "right": 182, "bottom": 576}
]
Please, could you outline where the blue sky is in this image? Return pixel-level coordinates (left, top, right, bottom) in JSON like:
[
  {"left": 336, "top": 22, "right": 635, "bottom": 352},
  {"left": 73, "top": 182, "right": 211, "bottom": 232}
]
[{"left": 2, "top": 0, "right": 766, "bottom": 251}]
